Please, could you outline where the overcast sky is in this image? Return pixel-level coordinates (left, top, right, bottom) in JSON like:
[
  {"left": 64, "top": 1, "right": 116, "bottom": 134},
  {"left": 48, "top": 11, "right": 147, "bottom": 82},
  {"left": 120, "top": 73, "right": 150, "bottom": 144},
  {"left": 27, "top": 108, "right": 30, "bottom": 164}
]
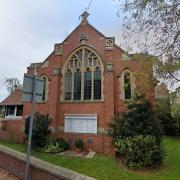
[
  {"left": 0, "top": 0, "right": 124, "bottom": 101},
  {"left": 0, "top": 1, "right": 178, "bottom": 102}
]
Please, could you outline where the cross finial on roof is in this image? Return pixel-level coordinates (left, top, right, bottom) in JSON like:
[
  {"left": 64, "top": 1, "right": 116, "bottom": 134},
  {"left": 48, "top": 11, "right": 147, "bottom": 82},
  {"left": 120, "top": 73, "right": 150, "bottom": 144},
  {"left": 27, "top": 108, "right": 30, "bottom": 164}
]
[{"left": 80, "top": 11, "right": 90, "bottom": 22}]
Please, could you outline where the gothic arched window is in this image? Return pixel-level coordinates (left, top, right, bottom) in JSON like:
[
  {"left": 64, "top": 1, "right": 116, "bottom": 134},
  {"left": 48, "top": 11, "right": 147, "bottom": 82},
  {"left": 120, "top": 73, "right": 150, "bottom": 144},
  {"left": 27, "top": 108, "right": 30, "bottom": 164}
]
[
  {"left": 63, "top": 46, "right": 103, "bottom": 101},
  {"left": 124, "top": 72, "right": 131, "bottom": 99},
  {"left": 120, "top": 69, "right": 134, "bottom": 100},
  {"left": 65, "top": 70, "right": 72, "bottom": 100},
  {"left": 41, "top": 75, "right": 49, "bottom": 102}
]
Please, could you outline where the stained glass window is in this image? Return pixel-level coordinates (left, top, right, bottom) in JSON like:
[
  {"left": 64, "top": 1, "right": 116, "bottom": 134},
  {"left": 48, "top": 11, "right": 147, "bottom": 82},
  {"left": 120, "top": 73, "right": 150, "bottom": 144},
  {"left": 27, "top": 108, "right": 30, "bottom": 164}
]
[
  {"left": 65, "top": 70, "right": 72, "bottom": 100},
  {"left": 94, "top": 67, "right": 101, "bottom": 100},
  {"left": 42, "top": 77, "right": 46, "bottom": 101},
  {"left": 63, "top": 46, "right": 103, "bottom": 101},
  {"left": 74, "top": 69, "right": 81, "bottom": 100},
  {"left": 124, "top": 72, "right": 131, "bottom": 99},
  {"left": 84, "top": 68, "right": 92, "bottom": 100}
]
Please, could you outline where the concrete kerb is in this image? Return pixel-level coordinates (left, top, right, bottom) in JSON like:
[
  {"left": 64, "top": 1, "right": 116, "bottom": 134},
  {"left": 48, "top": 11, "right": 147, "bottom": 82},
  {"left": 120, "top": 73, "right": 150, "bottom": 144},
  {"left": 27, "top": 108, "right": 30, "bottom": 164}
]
[{"left": 0, "top": 144, "right": 96, "bottom": 180}]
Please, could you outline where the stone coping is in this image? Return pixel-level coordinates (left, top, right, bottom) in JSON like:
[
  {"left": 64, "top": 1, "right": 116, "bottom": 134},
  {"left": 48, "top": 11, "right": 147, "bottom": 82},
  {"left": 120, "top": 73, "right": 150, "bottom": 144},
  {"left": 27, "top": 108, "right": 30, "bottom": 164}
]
[{"left": 0, "top": 144, "right": 96, "bottom": 180}]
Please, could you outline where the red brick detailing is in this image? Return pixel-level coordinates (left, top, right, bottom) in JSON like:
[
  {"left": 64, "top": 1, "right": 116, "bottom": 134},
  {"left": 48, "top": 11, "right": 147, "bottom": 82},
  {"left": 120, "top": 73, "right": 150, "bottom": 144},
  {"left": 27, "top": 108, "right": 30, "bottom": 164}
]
[
  {"left": 0, "top": 151, "right": 63, "bottom": 180},
  {"left": 0, "top": 22, "right": 155, "bottom": 155},
  {"left": 57, "top": 132, "right": 114, "bottom": 155},
  {"left": 0, "top": 120, "right": 25, "bottom": 143}
]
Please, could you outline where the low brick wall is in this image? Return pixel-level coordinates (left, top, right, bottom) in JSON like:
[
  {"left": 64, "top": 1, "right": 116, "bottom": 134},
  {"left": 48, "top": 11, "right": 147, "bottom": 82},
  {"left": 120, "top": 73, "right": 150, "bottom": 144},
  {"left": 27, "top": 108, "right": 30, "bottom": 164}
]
[
  {"left": 0, "top": 145, "right": 96, "bottom": 180},
  {"left": 0, "top": 119, "right": 25, "bottom": 143}
]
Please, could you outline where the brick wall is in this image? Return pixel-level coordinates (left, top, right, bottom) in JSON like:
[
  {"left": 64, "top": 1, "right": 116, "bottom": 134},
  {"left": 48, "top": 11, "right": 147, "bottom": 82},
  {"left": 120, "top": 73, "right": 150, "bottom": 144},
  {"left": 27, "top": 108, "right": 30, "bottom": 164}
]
[
  {"left": 0, "top": 145, "right": 95, "bottom": 180},
  {"left": 57, "top": 132, "right": 114, "bottom": 155},
  {"left": 3, "top": 21, "right": 156, "bottom": 155},
  {"left": 0, "top": 150, "right": 63, "bottom": 180},
  {"left": 0, "top": 120, "right": 25, "bottom": 143}
]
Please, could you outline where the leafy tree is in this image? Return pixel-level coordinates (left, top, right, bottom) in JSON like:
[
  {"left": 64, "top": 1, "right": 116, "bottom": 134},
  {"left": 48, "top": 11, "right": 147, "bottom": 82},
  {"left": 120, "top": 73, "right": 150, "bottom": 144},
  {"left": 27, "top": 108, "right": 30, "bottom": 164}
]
[
  {"left": 115, "top": 0, "right": 180, "bottom": 84},
  {"left": 109, "top": 93, "right": 164, "bottom": 168},
  {"left": 5, "top": 77, "right": 22, "bottom": 94},
  {"left": 132, "top": 53, "right": 156, "bottom": 96},
  {"left": 25, "top": 113, "right": 51, "bottom": 148},
  {"left": 156, "top": 93, "right": 177, "bottom": 135},
  {"left": 154, "top": 57, "right": 180, "bottom": 86},
  {"left": 170, "top": 90, "right": 180, "bottom": 132}
]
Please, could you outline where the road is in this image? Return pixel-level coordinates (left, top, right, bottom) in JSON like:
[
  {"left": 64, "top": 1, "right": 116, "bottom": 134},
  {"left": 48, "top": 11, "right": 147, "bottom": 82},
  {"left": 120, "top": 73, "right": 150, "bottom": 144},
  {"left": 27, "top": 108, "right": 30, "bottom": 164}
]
[{"left": 0, "top": 168, "right": 19, "bottom": 180}]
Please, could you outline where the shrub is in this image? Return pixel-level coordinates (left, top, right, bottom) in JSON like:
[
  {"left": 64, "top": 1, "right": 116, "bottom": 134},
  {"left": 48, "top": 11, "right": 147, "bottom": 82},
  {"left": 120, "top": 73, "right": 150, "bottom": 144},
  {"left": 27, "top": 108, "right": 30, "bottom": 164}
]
[
  {"left": 157, "top": 111, "right": 178, "bottom": 135},
  {"left": 74, "top": 138, "right": 84, "bottom": 150},
  {"left": 155, "top": 97, "right": 178, "bottom": 135},
  {"left": 38, "top": 138, "right": 69, "bottom": 153},
  {"left": 24, "top": 113, "right": 51, "bottom": 148},
  {"left": 44, "top": 138, "right": 62, "bottom": 153},
  {"left": 56, "top": 138, "right": 69, "bottom": 151},
  {"left": 115, "top": 135, "right": 165, "bottom": 169},
  {"left": 110, "top": 94, "right": 162, "bottom": 141},
  {"left": 109, "top": 93, "right": 164, "bottom": 168}
]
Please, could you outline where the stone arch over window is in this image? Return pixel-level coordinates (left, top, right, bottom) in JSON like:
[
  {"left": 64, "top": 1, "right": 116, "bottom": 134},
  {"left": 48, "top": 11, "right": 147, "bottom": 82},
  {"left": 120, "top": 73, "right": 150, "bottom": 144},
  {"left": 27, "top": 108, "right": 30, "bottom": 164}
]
[
  {"left": 41, "top": 75, "right": 49, "bottom": 102},
  {"left": 119, "top": 69, "right": 135, "bottom": 100},
  {"left": 62, "top": 45, "right": 104, "bottom": 101}
]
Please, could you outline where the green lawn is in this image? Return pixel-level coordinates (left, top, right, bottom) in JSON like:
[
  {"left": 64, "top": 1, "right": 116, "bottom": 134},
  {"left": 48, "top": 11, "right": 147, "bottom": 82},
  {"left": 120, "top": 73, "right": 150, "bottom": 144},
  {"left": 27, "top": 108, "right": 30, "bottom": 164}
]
[{"left": 0, "top": 136, "right": 179, "bottom": 180}]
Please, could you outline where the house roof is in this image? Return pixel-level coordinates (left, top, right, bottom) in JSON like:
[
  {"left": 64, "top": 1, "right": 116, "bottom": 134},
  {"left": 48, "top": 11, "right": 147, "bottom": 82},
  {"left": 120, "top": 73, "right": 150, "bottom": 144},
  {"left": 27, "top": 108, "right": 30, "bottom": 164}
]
[{"left": 0, "top": 90, "right": 22, "bottom": 106}]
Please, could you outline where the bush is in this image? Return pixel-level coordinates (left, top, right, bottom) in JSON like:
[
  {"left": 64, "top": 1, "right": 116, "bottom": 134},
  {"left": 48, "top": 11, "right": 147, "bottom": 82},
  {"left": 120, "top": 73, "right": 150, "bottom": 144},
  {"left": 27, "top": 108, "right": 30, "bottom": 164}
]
[
  {"left": 56, "top": 138, "right": 69, "bottom": 151},
  {"left": 157, "top": 111, "right": 178, "bottom": 135},
  {"left": 44, "top": 138, "right": 60, "bottom": 153},
  {"left": 38, "top": 138, "right": 69, "bottom": 153},
  {"left": 74, "top": 138, "right": 84, "bottom": 150},
  {"left": 155, "top": 97, "right": 178, "bottom": 135},
  {"left": 24, "top": 113, "right": 51, "bottom": 148},
  {"left": 110, "top": 94, "right": 162, "bottom": 141},
  {"left": 109, "top": 93, "right": 164, "bottom": 168},
  {"left": 115, "top": 135, "right": 165, "bottom": 169},
  {"left": 43, "top": 138, "right": 62, "bottom": 153}
]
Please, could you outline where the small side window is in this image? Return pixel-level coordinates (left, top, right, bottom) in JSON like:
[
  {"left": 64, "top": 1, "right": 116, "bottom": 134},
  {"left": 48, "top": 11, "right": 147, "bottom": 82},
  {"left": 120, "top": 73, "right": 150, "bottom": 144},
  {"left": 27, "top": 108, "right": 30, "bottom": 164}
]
[
  {"left": 124, "top": 72, "right": 131, "bottom": 99},
  {"left": 41, "top": 76, "right": 48, "bottom": 102},
  {"left": 120, "top": 69, "right": 134, "bottom": 100}
]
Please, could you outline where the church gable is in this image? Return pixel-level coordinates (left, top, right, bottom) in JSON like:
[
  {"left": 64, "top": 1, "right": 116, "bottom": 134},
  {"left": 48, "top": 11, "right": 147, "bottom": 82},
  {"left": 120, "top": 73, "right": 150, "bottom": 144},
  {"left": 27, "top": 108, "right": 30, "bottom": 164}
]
[
  {"left": 54, "top": 22, "right": 108, "bottom": 58},
  {"left": 53, "top": 12, "right": 123, "bottom": 60},
  {"left": 28, "top": 12, "right": 132, "bottom": 74}
]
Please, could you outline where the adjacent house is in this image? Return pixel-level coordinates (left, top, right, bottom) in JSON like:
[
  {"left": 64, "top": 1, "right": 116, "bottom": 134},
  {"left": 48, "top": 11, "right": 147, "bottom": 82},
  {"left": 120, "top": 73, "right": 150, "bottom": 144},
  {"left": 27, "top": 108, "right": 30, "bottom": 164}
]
[
  {"left": 0, "top": 12, "right": 156, "bottom": 154},
  {"left": 0, "top": 90, "right": 24, "bottom": 140}
]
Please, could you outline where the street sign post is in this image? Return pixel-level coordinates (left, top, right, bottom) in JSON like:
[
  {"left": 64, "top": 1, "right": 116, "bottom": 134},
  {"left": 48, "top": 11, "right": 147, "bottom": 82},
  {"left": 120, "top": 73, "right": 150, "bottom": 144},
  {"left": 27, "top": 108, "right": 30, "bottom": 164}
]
[
  {"left": 22, "top": 74, "right": 44, "bottom": 180},
  {"left": 22, "top": 75, "right": 44, "bottom": 103}
]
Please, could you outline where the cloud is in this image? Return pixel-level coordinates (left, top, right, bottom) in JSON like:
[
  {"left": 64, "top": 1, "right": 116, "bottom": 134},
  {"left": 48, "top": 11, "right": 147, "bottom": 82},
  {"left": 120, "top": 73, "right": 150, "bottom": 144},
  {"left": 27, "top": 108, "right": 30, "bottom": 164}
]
[{"left": 0, "top": 0, "right": 122, "bottom": 101}]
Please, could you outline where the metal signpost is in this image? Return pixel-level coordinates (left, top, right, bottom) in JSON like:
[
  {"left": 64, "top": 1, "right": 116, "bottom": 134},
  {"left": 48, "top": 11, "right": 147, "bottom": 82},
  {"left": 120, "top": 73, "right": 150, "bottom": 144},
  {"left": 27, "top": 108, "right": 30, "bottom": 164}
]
[{"left": 22, "top": 73, "right": 44, "bottom": 180}]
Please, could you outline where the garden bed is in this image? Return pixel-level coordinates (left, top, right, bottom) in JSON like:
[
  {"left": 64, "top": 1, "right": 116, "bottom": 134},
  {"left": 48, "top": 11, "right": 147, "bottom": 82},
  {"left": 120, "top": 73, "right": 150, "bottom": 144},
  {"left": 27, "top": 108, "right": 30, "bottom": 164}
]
[
  {"left": 58, "top": 150, "right": 96, "bottom": 158},
  {"left": 0, "top": 137, "right": 180, "bottom": 180}
]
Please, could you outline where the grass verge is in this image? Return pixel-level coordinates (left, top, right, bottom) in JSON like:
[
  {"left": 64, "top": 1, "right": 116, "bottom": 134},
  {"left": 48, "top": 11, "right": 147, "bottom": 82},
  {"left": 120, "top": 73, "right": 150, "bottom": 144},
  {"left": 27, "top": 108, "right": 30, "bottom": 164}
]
[{"left": 0, "top": 136, "right": 179, "bottom": 180}]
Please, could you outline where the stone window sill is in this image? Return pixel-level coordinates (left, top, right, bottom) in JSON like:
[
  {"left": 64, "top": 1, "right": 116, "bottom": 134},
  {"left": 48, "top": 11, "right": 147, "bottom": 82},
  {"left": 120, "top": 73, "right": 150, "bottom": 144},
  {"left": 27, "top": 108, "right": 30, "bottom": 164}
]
[
  {"left": 61, "top": 100, "right": 104, "bottom": 104},
  {"left": 1, "top": 117, "right": 22, "bottom": 121}
]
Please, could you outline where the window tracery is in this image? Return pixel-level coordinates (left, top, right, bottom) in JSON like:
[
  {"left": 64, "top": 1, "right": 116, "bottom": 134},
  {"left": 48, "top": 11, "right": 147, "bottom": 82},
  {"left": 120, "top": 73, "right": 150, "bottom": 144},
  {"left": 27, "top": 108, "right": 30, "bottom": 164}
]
[{"left": 63, "top": 46, "right": 103, "bottom": 101}]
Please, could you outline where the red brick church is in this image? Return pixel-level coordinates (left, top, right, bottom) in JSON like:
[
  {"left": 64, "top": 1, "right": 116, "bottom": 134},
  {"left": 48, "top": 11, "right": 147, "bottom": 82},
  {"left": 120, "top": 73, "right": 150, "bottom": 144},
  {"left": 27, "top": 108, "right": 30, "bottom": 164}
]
[{"left": 0, "top": 12, "right": 155, "bottom": 154}]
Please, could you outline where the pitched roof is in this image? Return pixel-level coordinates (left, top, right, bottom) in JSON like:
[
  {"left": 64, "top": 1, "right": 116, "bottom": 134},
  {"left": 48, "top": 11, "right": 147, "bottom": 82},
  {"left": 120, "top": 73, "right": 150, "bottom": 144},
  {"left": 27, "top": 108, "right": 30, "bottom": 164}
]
[
  {"left": 27, "top": 21, "right": 132, "bottom": 69},
  {"left": 27, "top": 62, "right": 42, "bottom": 69},
  {"left": 0, "top": 90, "right": 22, "bottom": 106}
]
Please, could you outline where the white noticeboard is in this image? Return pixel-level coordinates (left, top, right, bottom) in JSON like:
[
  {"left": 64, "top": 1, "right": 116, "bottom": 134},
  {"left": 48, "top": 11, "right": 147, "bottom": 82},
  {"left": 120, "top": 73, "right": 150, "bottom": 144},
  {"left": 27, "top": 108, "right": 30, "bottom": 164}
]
[
  {"left": 22, "top": 74, "right": 44, "bottom": 103},
  {"left": 64, "top": 114, "right": 97, "bottom": 134}
]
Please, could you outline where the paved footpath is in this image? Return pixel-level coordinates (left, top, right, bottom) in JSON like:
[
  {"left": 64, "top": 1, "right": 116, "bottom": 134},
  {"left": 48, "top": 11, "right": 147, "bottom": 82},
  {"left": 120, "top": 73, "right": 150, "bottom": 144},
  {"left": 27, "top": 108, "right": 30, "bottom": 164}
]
[{"left": 0, "top": 168, "right": 19, "bottom": 180}]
